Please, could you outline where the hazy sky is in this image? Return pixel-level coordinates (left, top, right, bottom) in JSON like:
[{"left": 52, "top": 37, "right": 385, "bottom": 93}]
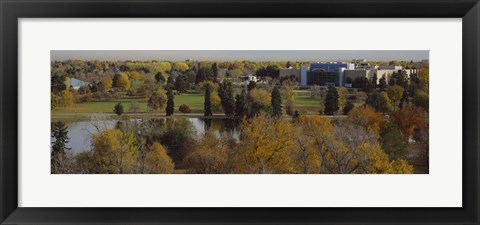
[{"left": 51, "top": 50, "right": 429, "bottom": 62}]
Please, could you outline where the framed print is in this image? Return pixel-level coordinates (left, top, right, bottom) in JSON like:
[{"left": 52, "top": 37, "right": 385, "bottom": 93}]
[{"left": 1, "top": 0, "right": 479, "bottom": 224}]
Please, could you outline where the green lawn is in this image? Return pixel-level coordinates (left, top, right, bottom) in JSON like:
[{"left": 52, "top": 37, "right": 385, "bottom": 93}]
[
  {"left": 52, "top": 91, "right": 364, "bottom": 117},
  {"left": 52, "top": 93, "right": 206, "bottom": 115}
]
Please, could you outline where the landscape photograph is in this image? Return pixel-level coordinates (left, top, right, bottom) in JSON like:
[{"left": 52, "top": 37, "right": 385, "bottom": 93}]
[{"left": 50, "top": 50, "right": 429, "bottom": 174}]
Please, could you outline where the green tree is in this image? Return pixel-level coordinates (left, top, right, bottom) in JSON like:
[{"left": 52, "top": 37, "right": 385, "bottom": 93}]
[
  {"left": 324, "top": 86, "right": 339, "bottom": 115},
  {"left": 386, "top": 85, "right": 404, "bottom": 110},
  {"left": 381, "top": 122, "right": 408, "bottom": 160},
  {"left": 212, "top": 62, "right": 218, "bottom": 82},
  {"left": 218, "top": 80, "right": 236, "bottom": 116},
  {"left": 378, "top": 75, "right": 387, "bottom": 90},
  {"left": 166, "top": 88, "right": 174, "bottom": 116},
  {"left": 271, "top": 86, "right": 282, "bottom": 117},
  {"left": 235, "top": 90, "right": 247, "bottom": 118},
  {"left": 113, "top": 102, "right": 124, "bottom": 116},
  {"left": 51, "top": 121, "right": 71, "bottom": 173},
  {"left": 174, "top": 75, "right": 189, "bottom": 93},
  {"left": 204, "top": 84, "right": 213, "bottom": 116},
  {"left": 412, "top": 90, "right": 429, "bottom": 111}
]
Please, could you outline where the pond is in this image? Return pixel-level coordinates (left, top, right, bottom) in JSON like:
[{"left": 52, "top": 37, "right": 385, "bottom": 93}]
[{"left": 51, "top": 118, "right": 240, "bottom": 154}]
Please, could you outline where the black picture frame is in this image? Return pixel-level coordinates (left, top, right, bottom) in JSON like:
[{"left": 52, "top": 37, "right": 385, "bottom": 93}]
[{"left": 1, "top": 0, "right": 479, "bottom": 224}]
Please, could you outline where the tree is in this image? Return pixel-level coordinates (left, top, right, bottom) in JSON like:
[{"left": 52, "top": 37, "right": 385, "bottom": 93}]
[
  {"left": 378, "top": 75, "right": 387, "bottom": 90},
  {"left": 174, "top": 62, "right": 189, "bottom": 71},
  {"left": 204, "top": 84, "right": 213, "bottom": 116},
  {"left": 195, "top": 67, "right": 211, "bottom": 84},
  {"left": 386, "top": 85, "right": 404, "bottom": 110},
  {"left": 174, "top": 75, "right": 189, "bottom": 93},
  {"left": 337, "top": 87, "right": 348, "bottom": 111},
  {"left": 247, "top": 81, "right": 257, "bottom": 92},
  {"left": 324, "top": 86, "right": 339, "bottom": 115},
  {"left": 99, "top": 77, "right": 113, "bottom": 92},
  {"left": 143, "top": 142, "right": 175, "bottom": 174},
  {"left": 179, "top": 104, "right": 191, "bottom": 114},
  {"left": 212, "top": 62, "right": 218, "bottom": 82},
  {"left": 343, "top": 101, "right": 354, "bottom": 115},
  {"left": 399, "top": 89, "right": 410, "bottom": 109},
  {"left": 249, "top": 88, "right": 272, "bottom": 117},
  {"left": 155, "top": 72, "right": 166, "bottom": 84},
  {"left": 235, "top": 90, "right": 247, "bottom": 118},
  {"left": 51, "top": 121, "right": 71, "bottom": 173},
  {"left": 51, "top": 75, "right": 67, "bottom": 93},
  {"left": 366, "top": 91, "right": 391, "bottom": 113},
  {"left": 218, "top": 80, "right": 236, "bottom": 116},
  {"left": 236, "top": 116, "right": 296, "bottom": 173},
  {"left": 113, "top": 102, "right": 124, "bottom": 116},
  {"left": 412, "top": 90, "right": 429, "bottom": 111},
  {"left": 89, "top": 129, "right": 139, "bottom": 173},
  {"left": 211, "top": 91, "right": 222, "bottom": 112},
  {"left": 371, "top": 73, "right": 378, "bottom": 88},
  {"left": 60, "top": 90, "right": 74, "bottom": 108},
  {"left": 347, "top": 105, "right": 385, "bottom": 134},
  {"left": 381, "top": 122, "right": 408, "bottom": 160},
  {"left": 282, "top": 80, "right": 297, "bottom": 115},
  {"left": 271, "top": 86, "right": 282, "bottom": 117},
  {"left": 116, "top": 73, "right": 131, "bottom": 91},
  {"left": 391, "top": 103, "right": 427, "bottom": 144},
  {"left": 147, "top": 90, "right": 167, "bottom": 112},
  {"left": 112, "top": 74, "right": 121, "bottom": 88},
  {"left": 184, "top": 131, "right": 233, "bottom": 174},
  {"left": 166, "top": 88, "right": 174, "bottom": 116}
]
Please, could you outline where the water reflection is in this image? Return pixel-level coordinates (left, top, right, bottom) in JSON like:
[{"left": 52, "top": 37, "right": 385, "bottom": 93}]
[{"left": 51, "top": 118, "right": 240, "bottom": 154}]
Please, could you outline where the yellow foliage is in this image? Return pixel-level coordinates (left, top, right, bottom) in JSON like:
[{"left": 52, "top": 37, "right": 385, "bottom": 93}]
[
  {"left": 348, "top": 105, "right": 385, "bottom": 134},
  {"left": 90, "top": 129, "right": 138, "bottom": 174},
  {"left": 391, "top": 103, "right": 427, "bottom": 143},
  {"left": 238, "top": 116, "right": 297, "bottom": 173},
  {"left": 249, "top": 88, "right": 271, "bottom": 108},
  {"left": 184, "top": 131, "right": 232, "bottom": 174},
  {"left": 60, "top": 90, "right": 74, "bottom": 108},
  {"left": 118, "top": 73, "right": 131, "bottom": 91},
  {"left": 144, "top": 142, "right": 174, "bottom": 174},
  {"left": 211, "top": 91, "right": 221, "bottom": 112}
]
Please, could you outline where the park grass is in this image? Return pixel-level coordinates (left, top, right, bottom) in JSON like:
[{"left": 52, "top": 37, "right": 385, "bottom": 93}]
[{"left": 52, "top": 90, "right": 364, "bottom": 120}]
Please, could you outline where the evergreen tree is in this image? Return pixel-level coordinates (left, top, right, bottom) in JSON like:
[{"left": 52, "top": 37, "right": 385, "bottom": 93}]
[
  {"left": 212, "top": 62, "right": 218, "bottom": 82},
  {"left": 204, "top": 85, "right": 212, "bottom": 116},
  {"left": 113, "top": 102, "right": 124, "bottom": 116},
  {"left": 378, "top": 75, "right": 387, "bottom": 90},
  {"left": 235, "top": 90, "right": 247, "bottom": 118},
  {"left": 324, "top": 86, "right": 339, "bottom": 115},
  {"left": 218, "top": 80, "right": 236, "bottom": 116},
  {"left": 399, "top": 89, "right": 410, "bottom": 109},
  {"left": 174, "top": 75, "right": 189, "bottom": 93},
  {"left": 271, "top": 86, "right": 282, "bottom": 117},
  {"left": 381, "top": 122, "right": 408, "bottom": 160},
  {"left": 51, "top": 121, "right": 71, "bottom": 173},
  {"left": 343, "top": 101, "right": 355, "bottom": 115},
  {"left": 371, "top": 74, "right": 378, "bottom": 88},
  {"left": 166, "top": 89, "right": 174, "bottom": 116},
  {"left": 286, "top": 61, "right": 292, "bottom": 68},
  {"left": 247, "top": 81, "right": 257, "bottom": 92}
]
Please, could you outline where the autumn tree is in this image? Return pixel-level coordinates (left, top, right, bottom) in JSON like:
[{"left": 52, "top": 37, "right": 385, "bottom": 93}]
[
  {"left": 271, "top": 86, "right": 282, "bottom": 117},
  {"left": 60, "top": 90, "right": 74, "bottom": 108},
  {"left": 324, "top": 86, "right": 339, "bottom": 115},
  {"left": 249, "top": 88, "right": 272, "bottom": 117},
  {"left": 184, "top": 131, "right": 235, "bottom": 174},
  {"left": 386, "top": 85, "right": 404, "bottom": 110},
  {"left": 179, "top": 104, "right": 191, "bottom": 114},
  {"left": 89, "top": 129, "right": 139, "bottom": 174},
  {"left": 147, "top": 90, "right": 167, "bottom": 112},
  {"left": 347, "top": 105, "right": 385, "bottom": 134},
  {"left": 391, "top": 103, "right": 427, "bottom": 144},
  {"left": 337, "top": 87, "right": 348, "bottom": 111},
  {"left": 282, "top": 80, "right": 297, "bottom": 115},
  {"left": 236, "top": 116, "right": 297, "bottom": 173},
  {"left": 166, "top": 89, "right": 174, "bottom": 116},
  {"left": 143, "top": 142, "right": 175, "bottom": 174},
  {"left": 210, "top": 91, "right": 221, "bottom": 112}
]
